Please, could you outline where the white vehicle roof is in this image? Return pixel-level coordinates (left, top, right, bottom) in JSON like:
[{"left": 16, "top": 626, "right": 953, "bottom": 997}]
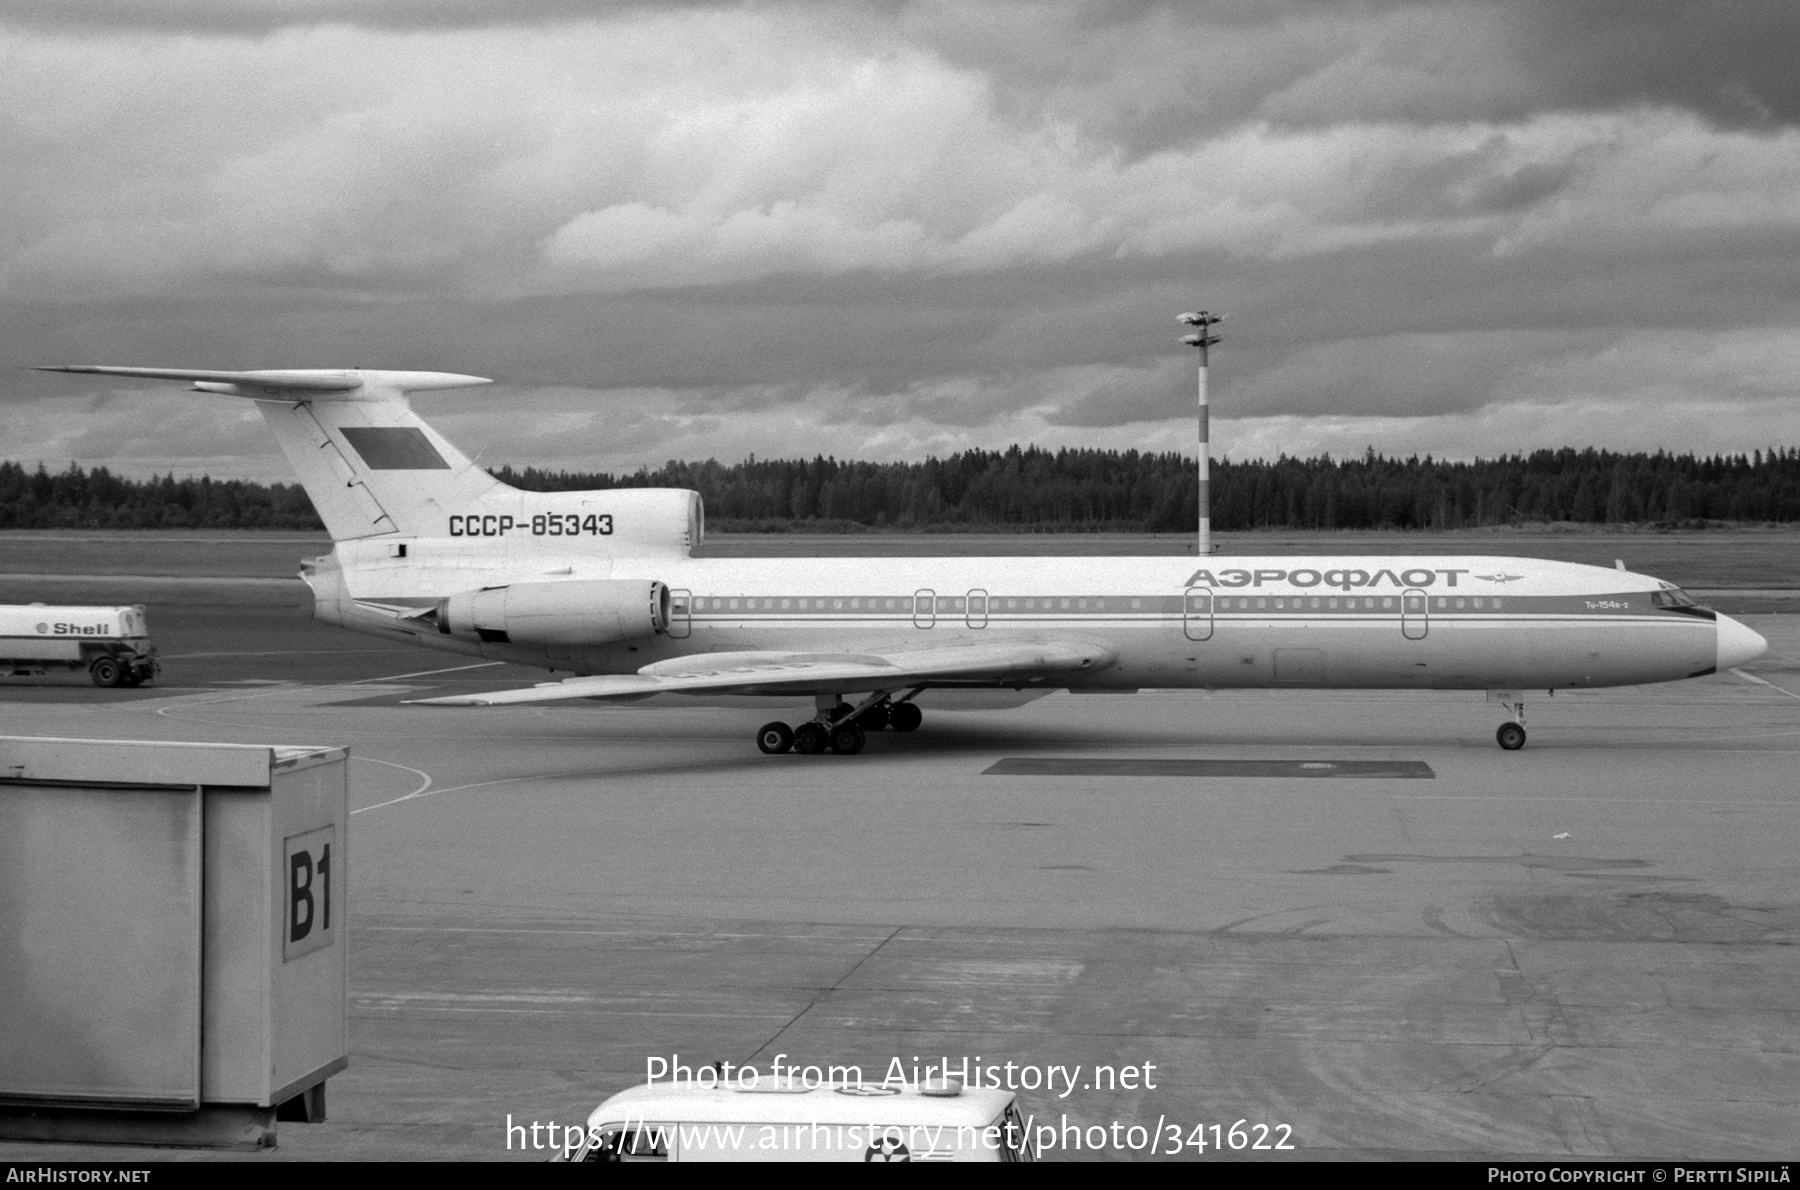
[{"left": 587, "top": 1081, "right": 1013, "bottom": 1128}]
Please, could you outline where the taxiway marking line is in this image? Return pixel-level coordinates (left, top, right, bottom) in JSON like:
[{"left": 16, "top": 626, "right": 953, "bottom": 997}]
[
  {"left": 352, "top": 769, "right": 563, "bottom": 815},
  {"left": 350, "top": 756, "right": 432, "bottom": 805},
  {"left": 1731, "top": 667, "right": 1800, "bottom": 700},
  {"left": 355, "top": 926, "right": 896, "bottom": 940},
  {"left": 153, "top": 660, "right": 505, "bottom": 717},
  {"left": 360, "top": 661, "right": 507, "bottom": 683},
  {"left": 350, "top": 756, "right": 759, "bottom": 815},
  {"left": 1392, "top": 795, "right": 1796, "bottom": 804},
  {"left": 163, "top": 648, "right": 411, "bottom": 658}
]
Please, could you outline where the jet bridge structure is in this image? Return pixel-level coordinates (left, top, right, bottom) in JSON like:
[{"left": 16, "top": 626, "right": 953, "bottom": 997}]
[{"left": 0, "top": 737, "right": 348, "bottom": 1149}]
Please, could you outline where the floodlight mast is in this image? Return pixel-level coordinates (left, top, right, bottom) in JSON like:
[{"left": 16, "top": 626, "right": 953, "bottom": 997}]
[{"left": 1178, "top": 310, "right": 1224, "bottom": 555}]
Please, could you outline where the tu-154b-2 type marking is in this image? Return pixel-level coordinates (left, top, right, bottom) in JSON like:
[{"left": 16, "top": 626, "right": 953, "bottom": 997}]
[{"left": 39, "top": 366, "right": 1769, "bottom": 754}]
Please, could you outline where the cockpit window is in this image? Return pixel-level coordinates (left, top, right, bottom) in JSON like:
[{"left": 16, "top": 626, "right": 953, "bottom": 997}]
[{"left": 1651, "top": 587, "right": 1698, "bottom": 609}]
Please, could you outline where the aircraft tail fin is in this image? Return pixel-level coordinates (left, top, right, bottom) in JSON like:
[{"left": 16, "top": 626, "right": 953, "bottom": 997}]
[
  {"left": 38, "top": 366, "right": 704, "bottom": 556},
  {"left": 38, "top": 367, "right": 503, "bottom": 541}
]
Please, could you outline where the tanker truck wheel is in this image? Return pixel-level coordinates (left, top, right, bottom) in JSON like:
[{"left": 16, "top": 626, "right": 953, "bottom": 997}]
[{"left": 90, "top": 657, "right": 125, "bottom": 687}]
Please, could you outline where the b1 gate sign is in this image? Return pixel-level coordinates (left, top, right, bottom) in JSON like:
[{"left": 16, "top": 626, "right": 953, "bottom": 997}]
[{"left": 284, "top": 825, "right": 336, "bottom": 962}]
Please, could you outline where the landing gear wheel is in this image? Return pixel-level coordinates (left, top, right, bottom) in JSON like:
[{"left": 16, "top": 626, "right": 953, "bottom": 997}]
[
  {"left": 889, "top": 702, "right": 922, "bottom": 733},
  {"left": 792, "top": 722, "right": 829, "bottom": 755},
  {"left": 1496, "top": 722, "right": 1527, "bottom": 751},
  {"left": 858, "top": 702, "right": 892, "bottom": 730},
  {"left": 828, "top": 722, "right": 866, "bottom": 756},
  {"left": 832, "top": 702, "right": 856, "bottom": 723},
  {"left": 756, "top": 721, "right": 794, "bottom": 754},
  {"left": 90, "top": 657, "right": 125, "bottom": 688}
]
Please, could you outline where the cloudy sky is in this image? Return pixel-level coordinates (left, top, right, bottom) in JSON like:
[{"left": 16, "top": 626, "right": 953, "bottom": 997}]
[{"left": 4, "top": 0, "right": 1799, "bottom": 481}]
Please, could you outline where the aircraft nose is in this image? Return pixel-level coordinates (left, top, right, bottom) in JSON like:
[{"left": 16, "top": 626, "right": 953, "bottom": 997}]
[{"left": 1717, "top": 613, "right": 1769, "bottom": 671}]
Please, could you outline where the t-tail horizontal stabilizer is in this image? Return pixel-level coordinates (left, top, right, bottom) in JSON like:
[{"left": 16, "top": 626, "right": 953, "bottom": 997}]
[{"left": 34, "top": 365, "right": 491, "bottom": 399}]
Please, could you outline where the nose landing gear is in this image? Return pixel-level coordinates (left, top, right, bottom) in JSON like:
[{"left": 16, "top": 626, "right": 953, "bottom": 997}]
[
  {"left": 1491, "top": 693, "right": 1527, "bottom": 750},
  {"left": 755, "top": 688, "right": 922, "bottom": 756}
]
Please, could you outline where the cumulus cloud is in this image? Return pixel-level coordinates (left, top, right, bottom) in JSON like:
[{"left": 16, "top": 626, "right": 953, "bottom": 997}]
[
  {"left": 4, "top": 1, "right": 1799, "bottom": 479},
  {"left": 9, "top": 9, "right": 1799, "bottom": 303}
]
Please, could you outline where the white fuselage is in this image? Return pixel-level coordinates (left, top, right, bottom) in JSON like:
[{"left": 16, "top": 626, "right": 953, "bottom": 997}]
[{"left": 305, "top": 542, "right": 1729, "bottom": 695}]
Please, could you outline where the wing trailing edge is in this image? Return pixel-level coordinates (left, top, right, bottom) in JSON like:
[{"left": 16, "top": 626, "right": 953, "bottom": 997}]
[{"left": 407, "top": 640, "right": 1117, "bottom": 706}]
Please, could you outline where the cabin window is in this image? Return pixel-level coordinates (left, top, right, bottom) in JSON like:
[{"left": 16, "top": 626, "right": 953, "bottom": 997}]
[
  {"left": 1310, "top": 597, "right": 1321, "bottom": 609},
  {"left": 1455, "top": 597, "right": 1466, "bottom": 610},
  {"left": 1492, "top": 597, "right": 1503, "bottom": 609},
  {"left": 1274, "top": 598, "right": 1285, "bottom": 609},
  {"left": 1382, "top": 597, "right": 1394, "bottom": 609},
  {"left": 1095, "top": 598, "right": 1105, "bottom": 609},
  {"left": 1435, "top": 597, "right": 1447, "bottom": 609},
  {"left": 1130, "top": 598, "right": 1142, "bottom": 609},
  {"left": 1060, "top": 598, "right": 1071, "bottom": 609},
  {"left": 1078, "top": 598, "right": 1089, "bottom": 609}
]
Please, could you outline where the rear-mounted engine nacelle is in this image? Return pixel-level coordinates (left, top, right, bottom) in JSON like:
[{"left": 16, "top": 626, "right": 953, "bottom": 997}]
[{"left": 437, "top": 579, "right": 669, "bottom": 647}]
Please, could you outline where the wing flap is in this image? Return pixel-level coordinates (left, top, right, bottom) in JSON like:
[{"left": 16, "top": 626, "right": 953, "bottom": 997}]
[{"left": 407, "top": 640, "right": 1115, "bottom": 707}]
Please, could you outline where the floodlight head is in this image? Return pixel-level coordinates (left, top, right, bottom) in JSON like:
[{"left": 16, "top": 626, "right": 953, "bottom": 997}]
[
  {"left": 1178, "top": 312, "right": 1204, "bottom": 325},
  {"left": 1181, "top": 333, "right": 1204, "bottom": 345}
]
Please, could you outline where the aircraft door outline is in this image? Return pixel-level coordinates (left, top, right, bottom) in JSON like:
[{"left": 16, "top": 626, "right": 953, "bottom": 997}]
[
  {"left": 1402, "top": 588, "right": 1429, "bottom": 640},
  {"left": 1183, "top": 585, "right": 1214, "bottom": 642},
  {"left": 967, "top": 589, "right": 988, "bottom": 629},
  {"left": 667, "top": 588, "right": 691, "bottom": 639},
  {"left": 913, "top": 589, "right": 936, "bottom": 629}
]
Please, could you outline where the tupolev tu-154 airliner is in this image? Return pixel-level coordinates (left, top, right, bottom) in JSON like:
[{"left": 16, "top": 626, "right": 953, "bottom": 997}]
[{"left": 40, "top": 365, "right": 1768, "bottom": 754}]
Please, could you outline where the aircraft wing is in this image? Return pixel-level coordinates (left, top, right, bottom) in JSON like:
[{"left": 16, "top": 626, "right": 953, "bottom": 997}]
[{"left": 406, "top": 639, "right": 1116, "bottom": 707}]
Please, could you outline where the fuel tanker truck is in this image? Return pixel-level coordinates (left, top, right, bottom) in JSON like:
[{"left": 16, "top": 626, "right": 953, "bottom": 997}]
[{"left": 0, "top": 603, "right": 159, "bottom": 686}]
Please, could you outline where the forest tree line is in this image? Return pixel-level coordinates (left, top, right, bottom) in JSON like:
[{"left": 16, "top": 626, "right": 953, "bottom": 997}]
[{"left": 4, "top": 446, "right": 1799, "bottom": 532}]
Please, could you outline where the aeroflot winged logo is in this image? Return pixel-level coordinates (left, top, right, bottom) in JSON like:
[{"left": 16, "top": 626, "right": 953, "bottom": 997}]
[
  {"left": 1474, "top": 572, "right": 1526, "bottom": 583},
  {"left": 1181, "top": 567, "right": 1470, "bottom": 590}
]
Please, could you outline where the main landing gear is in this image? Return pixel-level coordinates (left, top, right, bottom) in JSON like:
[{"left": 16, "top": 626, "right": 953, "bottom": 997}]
[{"left": 756, "top": 690, "right": 922, "bottom": 756}]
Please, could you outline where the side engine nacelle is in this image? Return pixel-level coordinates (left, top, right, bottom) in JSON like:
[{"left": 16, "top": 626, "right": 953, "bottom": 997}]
[{"left": 438, "top": 579, "right": 669, "bottom": 647}]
